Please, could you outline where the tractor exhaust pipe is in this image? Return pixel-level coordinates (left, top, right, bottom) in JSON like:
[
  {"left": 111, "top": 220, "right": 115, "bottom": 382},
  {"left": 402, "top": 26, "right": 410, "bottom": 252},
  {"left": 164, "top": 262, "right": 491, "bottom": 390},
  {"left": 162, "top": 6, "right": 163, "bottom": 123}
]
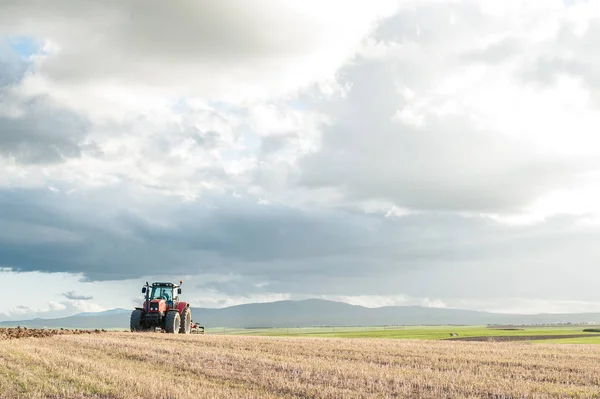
[{"left": 144, "top": 281, "right": 150, "bottom": 315}]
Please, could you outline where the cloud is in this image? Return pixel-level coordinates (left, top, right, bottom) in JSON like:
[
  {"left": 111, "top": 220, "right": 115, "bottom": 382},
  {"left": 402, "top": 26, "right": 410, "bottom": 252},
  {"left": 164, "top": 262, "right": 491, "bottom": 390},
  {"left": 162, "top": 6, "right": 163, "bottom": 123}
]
[
  {"left": 2, "top": 187, "right": 404, "bottom": 280},
  {"left": 461, "top": 37, "right": 523, "bottom": 65},
  {"left": 2, "top": 186, "right": 600, "bottom": 308},
  {"left": 4, "top": 301, "right": 66, "bottom": 319},
  {"left": 62, "top": 291, "right": 93, "bottom": 301},
  {"left": 0, "top": 0, "right": 397, "bottom": 106},
  {"left": 299, "top": 108, "right": 579, "bottom": 212},
  {"left": 0, "top": 95, "right": 91, "bottom": 164},
  {"left": 524, "top": 18, "right": 600, "bottom": 92},
  {"left": 2, "top": 0, "right": 593, "bottom": 213},
  {"left": 0, "top": 42, "right": 92, "bottom": 164},
  {"left": 295, "top": 1, "right": 597, "bottom": 214},
  {"left": 2, "top": 299, "right": 104, "bottom": 321}
]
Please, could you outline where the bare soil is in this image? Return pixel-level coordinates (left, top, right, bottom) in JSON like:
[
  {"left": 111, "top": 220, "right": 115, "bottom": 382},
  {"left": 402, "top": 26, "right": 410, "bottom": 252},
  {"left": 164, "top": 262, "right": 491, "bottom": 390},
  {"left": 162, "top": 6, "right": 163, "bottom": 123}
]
[
  {"left": 448, "top": 333, "right": 600, "bottom": 342},
  {"left": 0, "top": 327, "right": 106, "bottom": 340}
]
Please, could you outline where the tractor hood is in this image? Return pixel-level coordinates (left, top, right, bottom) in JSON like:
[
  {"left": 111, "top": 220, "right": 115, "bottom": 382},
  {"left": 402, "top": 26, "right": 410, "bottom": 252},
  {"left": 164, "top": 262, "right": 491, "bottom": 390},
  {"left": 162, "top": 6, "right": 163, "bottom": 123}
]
[{"left": 144, "top": 299, "right": 167, "bottom": 312}]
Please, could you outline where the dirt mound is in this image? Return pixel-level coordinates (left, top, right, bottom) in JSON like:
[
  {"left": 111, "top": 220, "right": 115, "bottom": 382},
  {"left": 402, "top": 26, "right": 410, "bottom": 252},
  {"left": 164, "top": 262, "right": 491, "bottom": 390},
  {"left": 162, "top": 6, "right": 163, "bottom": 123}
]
[
  {"left": 447, "top": 334, "right": 600, "bottom": 342},
  {"left": 0, "top": 327, "right": 107, "bottom": 340}
]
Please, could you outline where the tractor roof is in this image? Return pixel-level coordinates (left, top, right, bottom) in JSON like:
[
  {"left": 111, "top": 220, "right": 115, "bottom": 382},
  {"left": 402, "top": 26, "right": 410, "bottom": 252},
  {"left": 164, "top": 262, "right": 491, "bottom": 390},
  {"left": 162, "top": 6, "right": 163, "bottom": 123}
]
[{"left": 152, "top": 282, "right": 174, "bottom": 287}]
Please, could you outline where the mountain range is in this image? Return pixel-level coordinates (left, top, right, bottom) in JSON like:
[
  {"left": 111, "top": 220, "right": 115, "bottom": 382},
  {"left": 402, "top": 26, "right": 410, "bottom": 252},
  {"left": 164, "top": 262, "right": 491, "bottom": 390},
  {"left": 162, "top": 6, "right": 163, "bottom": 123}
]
[{"left": 2, "top": 299, "right": 600, "bottom": 329}]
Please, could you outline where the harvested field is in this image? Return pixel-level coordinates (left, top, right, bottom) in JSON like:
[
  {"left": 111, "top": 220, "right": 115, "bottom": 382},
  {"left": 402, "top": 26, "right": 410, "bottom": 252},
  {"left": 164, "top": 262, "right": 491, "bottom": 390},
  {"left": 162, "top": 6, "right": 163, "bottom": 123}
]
[
  {"left": 0, "top": 327, "right": 105, "bottom": 340},
  {"left": 2, "top": 333, "right": 600, "bottom": 398},
  {"left": 448, "top": 333, "right": 600, "bottom": 342}
]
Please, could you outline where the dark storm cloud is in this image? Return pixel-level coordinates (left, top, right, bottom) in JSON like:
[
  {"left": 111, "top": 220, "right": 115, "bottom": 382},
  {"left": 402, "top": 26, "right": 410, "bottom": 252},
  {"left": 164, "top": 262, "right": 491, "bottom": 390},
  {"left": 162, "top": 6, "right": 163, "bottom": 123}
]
[
  {"left": 62, "top": 291, "right": 93, "bottom": 300},
  {"left": 0, "top": 188, "right": 480, "bottom": 281},
  {"left": 0, "top": 43, "right": 91, "bottom": 164},
  {"left": 0, "top": 96, "right": 90, "bottom": 163},
  {"left": 196, "top": 280, "right": 268, "bottom": 296},
  {"left": 2, "top": 187, "right": 600, "bottom": 301}
]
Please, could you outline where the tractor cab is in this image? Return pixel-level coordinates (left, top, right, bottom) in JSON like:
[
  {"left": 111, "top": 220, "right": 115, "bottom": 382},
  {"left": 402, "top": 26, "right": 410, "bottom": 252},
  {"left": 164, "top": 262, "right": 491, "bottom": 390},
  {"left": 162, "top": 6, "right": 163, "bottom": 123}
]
[{"left": 149, "top": 283, "right": 180, "bottom": 308}]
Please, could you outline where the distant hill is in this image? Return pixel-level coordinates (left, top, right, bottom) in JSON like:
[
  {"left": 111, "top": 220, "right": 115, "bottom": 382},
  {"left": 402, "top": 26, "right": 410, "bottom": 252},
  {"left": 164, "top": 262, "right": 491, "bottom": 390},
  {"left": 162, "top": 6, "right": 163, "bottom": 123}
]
[
  {"left": 191, "top": 299, "right": 600, "bottom": 328},
  {"left": 0, "top": 308, "right": 132, "bottom": 329},
  {"left": 2, "top": 299, "right": 600, "bottom": 329}
]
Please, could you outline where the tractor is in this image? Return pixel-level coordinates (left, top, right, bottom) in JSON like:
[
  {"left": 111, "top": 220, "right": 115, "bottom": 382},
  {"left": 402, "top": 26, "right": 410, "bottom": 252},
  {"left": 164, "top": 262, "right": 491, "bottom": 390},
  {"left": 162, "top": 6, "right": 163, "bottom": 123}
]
[{"left": 130, "top": 280, "right": 192, "bottom": 334}]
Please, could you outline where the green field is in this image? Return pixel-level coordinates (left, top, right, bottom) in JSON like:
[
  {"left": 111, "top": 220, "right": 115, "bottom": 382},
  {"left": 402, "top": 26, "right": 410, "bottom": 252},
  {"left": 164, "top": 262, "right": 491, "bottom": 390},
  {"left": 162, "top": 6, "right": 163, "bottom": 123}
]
[
  {"left": 205, "top": 325, "right": 600, "bottom": 342},
  {"left": 534, "top": 336, "right": 600, "bottom": 344}
]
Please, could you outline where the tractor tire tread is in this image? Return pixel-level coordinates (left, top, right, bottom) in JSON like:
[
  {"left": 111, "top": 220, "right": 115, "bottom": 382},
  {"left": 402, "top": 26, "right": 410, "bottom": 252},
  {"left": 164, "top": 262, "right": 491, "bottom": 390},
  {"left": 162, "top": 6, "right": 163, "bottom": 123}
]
[
  {"left": 179, "top": 306, "right": 191, "bottom": 334},
  {"left": 130, "top": 309, "right": 144, "bottom": 332},
  {"left": 165, "top": 310, "right": 180, "bottom": 334}
]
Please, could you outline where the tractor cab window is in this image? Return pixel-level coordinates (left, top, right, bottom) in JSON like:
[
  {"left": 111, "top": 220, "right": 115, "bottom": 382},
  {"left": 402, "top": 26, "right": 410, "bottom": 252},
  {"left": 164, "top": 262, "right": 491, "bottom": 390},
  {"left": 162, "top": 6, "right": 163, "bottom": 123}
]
[{"left": 150, "top": 286, "right": 173, "bottom": 301}]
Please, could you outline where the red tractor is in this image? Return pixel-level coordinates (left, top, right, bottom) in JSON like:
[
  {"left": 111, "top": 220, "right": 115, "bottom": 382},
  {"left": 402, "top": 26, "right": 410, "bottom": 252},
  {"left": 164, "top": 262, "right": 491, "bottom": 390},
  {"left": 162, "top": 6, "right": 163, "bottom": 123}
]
[{"left": 130, "top": 280, "right": 192, "bottom": 334}]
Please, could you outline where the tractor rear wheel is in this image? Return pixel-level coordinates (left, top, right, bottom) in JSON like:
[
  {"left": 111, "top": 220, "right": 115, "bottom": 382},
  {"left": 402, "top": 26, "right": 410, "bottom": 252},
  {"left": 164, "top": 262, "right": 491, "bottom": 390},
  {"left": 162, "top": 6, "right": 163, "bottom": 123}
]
[
  {"left": 165, "top": 311, "right": 180, "bottom": 334},
  {"left": 130, "top": 309, "right": 144, "bottom": 332},
  {"left": 179, "top": 307, "right": 191, "bottom": 334}
]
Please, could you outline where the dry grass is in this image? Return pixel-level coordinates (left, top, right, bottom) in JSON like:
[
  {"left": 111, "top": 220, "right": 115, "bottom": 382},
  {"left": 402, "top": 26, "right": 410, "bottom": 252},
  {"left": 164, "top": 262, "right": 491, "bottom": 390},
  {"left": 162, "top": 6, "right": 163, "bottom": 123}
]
[{"left": 1, "top": 332, "right": 600, "bottom": 398}]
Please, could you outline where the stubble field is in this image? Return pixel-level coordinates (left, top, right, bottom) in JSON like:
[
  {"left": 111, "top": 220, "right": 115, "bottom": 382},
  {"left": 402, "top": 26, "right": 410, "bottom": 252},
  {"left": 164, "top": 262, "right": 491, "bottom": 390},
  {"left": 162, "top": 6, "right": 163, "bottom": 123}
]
[{"left": 2, "top": 332, "right": 600, "bottom": 398}]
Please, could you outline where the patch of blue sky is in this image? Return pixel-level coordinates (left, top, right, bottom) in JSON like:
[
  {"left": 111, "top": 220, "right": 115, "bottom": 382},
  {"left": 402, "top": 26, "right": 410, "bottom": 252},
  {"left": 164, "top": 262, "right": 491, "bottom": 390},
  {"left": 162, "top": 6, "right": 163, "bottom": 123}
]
[
  {"left": 207, "top": 100, "right": 247, "bottom": 116},
  {"left": 0, "top": 35, "right": 45, "bottom": 85},
  {"left": 239, "top": 131, "right": 261, "bottom": 152},
  {"left": 0, "top": 38, "right": 27, "bottom": 86},
  {"left": 170, "top": 97, "right": 188, "bottom": 113},
  {"left": 564, "top": 0, "right": 590, "bottom": 6},
  {"left": 168, "top": 98, "right": 249, "bottom": 119},
  {"left": 6, "top": 35, "right": 44, "bottom": 59},
  {"left": 219, "top": 131, "right": 261, "bottom": 163},
  {"left": 288, "top": 98, "right": 309, "bottom": 111}
]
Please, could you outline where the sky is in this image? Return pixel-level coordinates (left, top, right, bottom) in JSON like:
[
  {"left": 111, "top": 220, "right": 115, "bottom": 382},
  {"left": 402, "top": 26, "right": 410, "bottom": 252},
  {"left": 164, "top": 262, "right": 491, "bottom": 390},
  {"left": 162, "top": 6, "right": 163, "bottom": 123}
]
[{"left": 1, "top": 0, "right": 600, "bottom": 321}]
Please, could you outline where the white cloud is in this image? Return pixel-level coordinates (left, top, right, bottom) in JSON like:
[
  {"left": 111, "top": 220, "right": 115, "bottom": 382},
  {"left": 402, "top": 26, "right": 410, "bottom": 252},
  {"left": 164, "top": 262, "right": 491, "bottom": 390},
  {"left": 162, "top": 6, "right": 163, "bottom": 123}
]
[
  {"left": 65, "top": 300, "right": 104, "bottom": 314},
  {"left": 47, "top": 301, "right": 66, "bottom": 311},
  {"left": 4, "top": 301, "right": 67, "bottom": 319},
  {"left": 296, "top": 0, "right": 600, "bottom": 218},
  {"left": 449, "top": 297, "right": 600, "bottom": 315},
  {"left": 322, "top": 295, "right": 413, "bottom": 308},
  {"left": 0, "top": 1, "right": 398, "bottom": 110},
  {"left": 191, "top": 292, "right": 292, "bottom": 309}
]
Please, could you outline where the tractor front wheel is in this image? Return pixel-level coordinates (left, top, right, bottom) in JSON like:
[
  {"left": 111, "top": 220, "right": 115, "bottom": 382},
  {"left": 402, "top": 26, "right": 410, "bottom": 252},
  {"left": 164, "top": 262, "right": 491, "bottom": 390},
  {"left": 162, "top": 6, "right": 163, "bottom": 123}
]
[
  {"left": 165, "top": 311, "right": 180, "bottom": 334},
  {"left": 130, "top": 309, "right": 144, "bottom": 332},
  {"left": 179, "top": 307, "right": 191, "bottom": 334}
]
